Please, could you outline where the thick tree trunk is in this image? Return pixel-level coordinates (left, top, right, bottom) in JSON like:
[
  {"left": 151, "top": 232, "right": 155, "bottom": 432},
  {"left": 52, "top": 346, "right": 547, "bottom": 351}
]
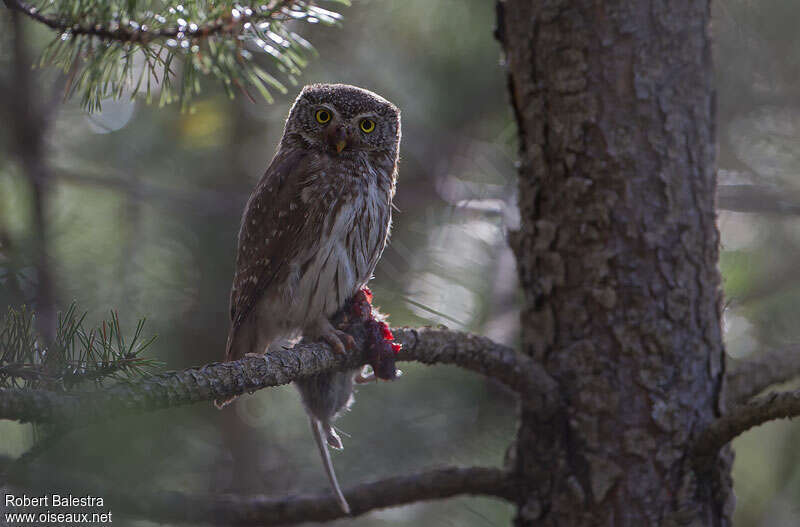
[{"left": 497, "top": 1, "right": 733, "bottom": 525}]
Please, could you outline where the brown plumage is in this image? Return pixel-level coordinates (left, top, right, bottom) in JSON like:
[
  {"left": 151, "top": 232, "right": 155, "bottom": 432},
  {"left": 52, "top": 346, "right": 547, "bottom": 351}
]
[{"left": 216, "top": 84, "right": 401, "bottom": 514}]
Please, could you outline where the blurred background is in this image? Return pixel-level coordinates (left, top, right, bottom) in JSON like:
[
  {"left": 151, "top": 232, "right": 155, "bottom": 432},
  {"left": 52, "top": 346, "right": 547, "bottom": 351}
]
[{"left": 0, "top": 0, "right": 799, "bottom": 525}]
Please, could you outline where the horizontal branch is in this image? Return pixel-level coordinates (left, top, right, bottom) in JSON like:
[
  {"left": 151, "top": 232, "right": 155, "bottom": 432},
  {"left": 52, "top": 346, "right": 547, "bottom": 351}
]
[
  {"left": 54, "top": 168, "right": 246, "bottom": 215},
  {"left": 694, "top": 389, "right": 800, "bottom": 459},
  {"left": 394, "top": 327, "right": 559, "bottom": 409},
  {"left": 0, "top": 327, "right": 558, "bottom": 426},
  {"left": 103, "top": 466, "right": 516, "bottom": 525},
  {"left": 5, "top": 464, "right": 514, "bottom": 525},
  {"left": 717, "top": 184, "right": 800, "bottom": 215},
  {"left": 3, "top": 0, "right": 292, "bottom": 44},
  {"left": 725, "top": 346, "right": 800, "bottom": 406}
]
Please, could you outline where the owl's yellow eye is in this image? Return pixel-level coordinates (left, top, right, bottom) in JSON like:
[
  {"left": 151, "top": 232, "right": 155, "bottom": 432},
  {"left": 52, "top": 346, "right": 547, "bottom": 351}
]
[
  {"left": 360, "top": 119, "right": 376, "bottom": 133},
  {"left": 315, "top": 109, "right": 331, "bottom": 124}
]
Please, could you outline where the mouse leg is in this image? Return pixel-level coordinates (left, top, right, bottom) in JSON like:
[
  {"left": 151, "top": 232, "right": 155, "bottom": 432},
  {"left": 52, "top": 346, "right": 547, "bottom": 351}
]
[{"left": 354, "top": 368, "right": 376, "bottom": 384}]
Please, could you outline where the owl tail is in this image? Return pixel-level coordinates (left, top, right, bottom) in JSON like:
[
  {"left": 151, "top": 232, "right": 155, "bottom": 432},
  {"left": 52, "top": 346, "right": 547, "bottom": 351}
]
[
  {"left": 310, "top": 417, "right": 351, "bottom": 514},
  {"left": 214, "top": 327, "right": 246, "bottom": 409}
]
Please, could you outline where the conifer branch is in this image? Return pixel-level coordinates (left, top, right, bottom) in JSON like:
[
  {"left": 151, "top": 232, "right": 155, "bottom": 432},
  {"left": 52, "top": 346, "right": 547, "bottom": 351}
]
[
  {"left": 125, "top": 467, "right": 517, "bottom": 525},
  {"left": 0, "top": 304, "right": 161, "bottom": 391},
  {"left": 716, "top": 183, "right": 800, "bottom": 215},
  {"left": 7, "top": 465, "right": 516, "bottom": 525},
  {"left": 725, "top": 346, "right": 800, "bottom": 406},
  {"left": 0, "top": 326, "right": 558, "bottom": 426},
  {"left": 3, "top": 0, "right": 349, "bottom": 111},
  {"left": 4, "top": 0, "right": 294, "bottom": 44},
  {"left": 695, "top": 388, "right": 800, "bottom": 459}
]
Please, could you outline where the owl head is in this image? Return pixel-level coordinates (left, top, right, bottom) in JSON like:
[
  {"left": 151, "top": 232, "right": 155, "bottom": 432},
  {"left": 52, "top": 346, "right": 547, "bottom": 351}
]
[{"left": 284, "top": 84, "right": 401, "bottom": 158}]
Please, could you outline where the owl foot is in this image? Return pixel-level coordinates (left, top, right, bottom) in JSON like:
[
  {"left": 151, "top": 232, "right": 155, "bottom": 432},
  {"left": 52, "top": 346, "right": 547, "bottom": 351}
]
[
  {"left": 322, "top": 329, "right": 355, "bottom": 355},
  {"left": 313, "top": 318, "right": 355, "bottom": 355}
]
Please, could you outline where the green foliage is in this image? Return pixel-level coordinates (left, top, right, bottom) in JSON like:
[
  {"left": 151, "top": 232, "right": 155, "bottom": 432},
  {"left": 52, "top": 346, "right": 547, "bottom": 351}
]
[
  {"left": 15, "top": 0, "right": 349, "bottom": 111},
  {"left": 719, "top": 250, "right": 756, "bottom": 299},
  {"left": 0, "top": 302, "right": 161, "bottom": 389}
]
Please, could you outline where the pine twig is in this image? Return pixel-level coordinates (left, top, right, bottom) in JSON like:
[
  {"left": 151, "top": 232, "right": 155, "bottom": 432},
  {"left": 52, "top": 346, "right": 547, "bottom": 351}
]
[
  {"left": 0, "top": 303, "right": 160, "bottom": 390},
  {"left": 3, "top": 0, "right": 294, "bottom": 45},
  {"left": 2, "top": 0, "right": 348, "bottom": 110}
]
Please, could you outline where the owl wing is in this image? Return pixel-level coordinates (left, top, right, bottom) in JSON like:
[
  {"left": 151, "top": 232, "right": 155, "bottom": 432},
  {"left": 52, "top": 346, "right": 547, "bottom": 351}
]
[{"left": 225, "top": 148, "right": 319, "bottom": 360}]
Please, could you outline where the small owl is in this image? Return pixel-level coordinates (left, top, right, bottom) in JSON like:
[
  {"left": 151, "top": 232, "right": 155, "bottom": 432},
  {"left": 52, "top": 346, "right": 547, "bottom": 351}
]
[{"left": 217, "top": 84, "right": 401, "bottom": 513}]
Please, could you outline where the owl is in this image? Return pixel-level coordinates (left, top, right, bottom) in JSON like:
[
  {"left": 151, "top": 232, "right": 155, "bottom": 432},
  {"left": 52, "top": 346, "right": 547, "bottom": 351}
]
[{"left": 217, "top": 84, "right": 401, "bottom": 513}]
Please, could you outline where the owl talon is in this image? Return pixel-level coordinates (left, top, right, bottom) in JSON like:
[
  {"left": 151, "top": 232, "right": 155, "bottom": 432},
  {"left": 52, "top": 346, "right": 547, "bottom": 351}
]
[
  {"left": 339, "top": 331, "right": 356, "bottom": 351},
  {"left": 322, "top": 329, "right": 354, "bottom": 355}
]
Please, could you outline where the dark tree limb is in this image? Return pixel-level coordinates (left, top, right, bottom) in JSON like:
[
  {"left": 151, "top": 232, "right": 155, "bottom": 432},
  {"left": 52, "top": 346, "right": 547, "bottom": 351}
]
[
  {"left": 695, "top": 389, "right": 800, "bottom": 459},
  {"left": 54, "top": 168, "right": 247, "bottom": 215},
  {"left": 3, "top": 459, "right": 516, "bottom": 524},
  {"left": 395, "top": 327, "right": 559, "bottom": 409},
  {"left": 3, "top": 0, "right": 292, "bottom": 45},
  {"left": 725, "top": 346, "right": 800, "bottom": 406},
  {"left": 717, "top": 183, "right": 800, "bottom": 215},
  {"left": 6, "top": 465, "right": 515, "bottom": 525},
  {"left": 0, "top": 327, "right": 559, "bottom": 426},
  {"left": 105, "top": 466, "right": 516, "bottom": 525},
  {"left": 7, "top": 8, "right": 58, "bottom": 342}
]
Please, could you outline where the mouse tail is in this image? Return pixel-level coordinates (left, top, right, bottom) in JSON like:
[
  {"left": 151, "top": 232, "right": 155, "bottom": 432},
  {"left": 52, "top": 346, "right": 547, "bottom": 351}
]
[{"left": 310, "top": 416, "right": 351, "bottom": 514}]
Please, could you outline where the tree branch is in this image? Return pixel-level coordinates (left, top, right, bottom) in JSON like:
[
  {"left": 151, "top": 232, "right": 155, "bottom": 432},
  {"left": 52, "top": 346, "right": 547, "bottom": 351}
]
[
  {"left": 3, "top": 0, "right": 293, "bottom": 45},
  {"left": 395, "top": 327, "right": 559, "bottom": 408},
  {"left": 717, "top": 183, "right": 800, "bottom": 215},
  {"left": 6, "top": 465, "right": 515, "bottom": 525},
  {"left": 102, "top": 466, "right": 515, "bottom": 525},
  {"left": 694, "top": 389, "right": 800, "bottom": 459},
  {"left": 54, "top": 168, "right": 247, "bottom": 215},
  {"left": 0, "top": 327, "right": 559, "bottom": 426},
  {"left": 725, "top": 346, "right": 800, "bottom": 406}
]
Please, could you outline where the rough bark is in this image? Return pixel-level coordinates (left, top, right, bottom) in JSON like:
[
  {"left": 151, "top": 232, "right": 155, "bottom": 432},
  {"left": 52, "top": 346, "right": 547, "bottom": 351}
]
[{"left": 497, "top": 1, "right": 732, "bottom": 525}]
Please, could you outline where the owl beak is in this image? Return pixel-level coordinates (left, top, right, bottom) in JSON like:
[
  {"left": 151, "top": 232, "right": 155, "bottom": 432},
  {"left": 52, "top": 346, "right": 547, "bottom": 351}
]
[{"left": 328, "top": 126, "right": 348, "bottom": 154}]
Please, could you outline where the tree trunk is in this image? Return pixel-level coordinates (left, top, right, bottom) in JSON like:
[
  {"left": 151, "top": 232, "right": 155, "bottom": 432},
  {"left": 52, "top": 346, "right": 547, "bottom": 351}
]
[{"left": 497, "top": 1, "right": 733, "bottom": 525}]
